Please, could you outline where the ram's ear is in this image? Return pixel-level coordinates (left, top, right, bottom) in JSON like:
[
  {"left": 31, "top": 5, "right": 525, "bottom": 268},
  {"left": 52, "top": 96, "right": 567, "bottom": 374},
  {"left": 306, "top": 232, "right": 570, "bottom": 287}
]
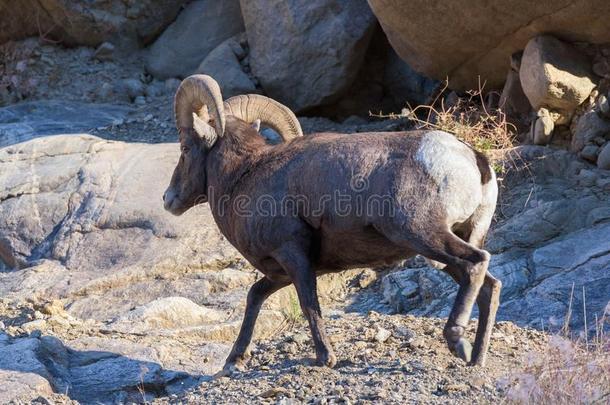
[
  {"left": 193, "top": 113, "right": 218, "bottom": 148},
  {"left": 251, "top": 119, "right": 261, "bottom": 132}
]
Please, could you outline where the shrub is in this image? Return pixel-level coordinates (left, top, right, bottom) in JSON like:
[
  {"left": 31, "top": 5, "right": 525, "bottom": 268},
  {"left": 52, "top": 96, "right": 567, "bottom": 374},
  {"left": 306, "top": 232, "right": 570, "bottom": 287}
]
[{"left": 371, "top": 78, "right": 517, "bottom": 155}]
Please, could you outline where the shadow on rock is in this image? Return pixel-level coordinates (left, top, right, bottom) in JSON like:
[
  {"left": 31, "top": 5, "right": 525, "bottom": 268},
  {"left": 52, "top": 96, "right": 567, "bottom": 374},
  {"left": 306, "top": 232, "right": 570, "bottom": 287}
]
[{"left": 0, "top": 331, "right": 201, "bottom": 403}]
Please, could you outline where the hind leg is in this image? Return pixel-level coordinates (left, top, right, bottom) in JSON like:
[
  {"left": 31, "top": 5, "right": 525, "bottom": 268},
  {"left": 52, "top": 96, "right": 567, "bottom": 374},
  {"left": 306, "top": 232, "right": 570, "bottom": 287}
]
[
  {"left": 442, "top": 208, "right": 501, "bottom": 365},
  {"left": 380, "top": 224, "right": 490, "bottom": 364},
  {"left": 441, "top": 266, "right": 501, "bottom": 365},
  {"left": 472, "top": 272, "right": 501, "bottom": 365},
  {"left": 466, "top": 209, "right": 502, "bottom": 366}
]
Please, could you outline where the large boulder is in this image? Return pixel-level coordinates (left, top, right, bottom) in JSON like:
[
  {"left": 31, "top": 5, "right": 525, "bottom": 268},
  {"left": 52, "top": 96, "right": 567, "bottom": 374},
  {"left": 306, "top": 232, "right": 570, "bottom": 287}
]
[
  {"left": 367, "top": 0, "right": 610, "bottom": 90},
  {"left": 0, "top": 0, "right": 188, "bottom": 48},
  {"left": 520, "top": 36, "right": 596, "bottom": 113},
  {"left": 0, "top": 134, "right": 241, "bottom": 318},
  {"left": 146, "top": 0, "right": 245, "bottom": 79},
  {"left": 195, "top": 36, "right": 258, "bottom": 98},
  {"left": 109, "top": 297, "right": 225, "bottom": 334},
  {"left": 240, "top": 0, "right": 377, "bottom": 112}
]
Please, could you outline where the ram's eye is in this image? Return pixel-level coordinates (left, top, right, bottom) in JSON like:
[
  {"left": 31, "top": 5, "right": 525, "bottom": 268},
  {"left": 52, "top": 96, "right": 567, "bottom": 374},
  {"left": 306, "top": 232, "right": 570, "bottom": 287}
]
[{"left": 181, "top": 145, "right": 190, "bottom": 153}]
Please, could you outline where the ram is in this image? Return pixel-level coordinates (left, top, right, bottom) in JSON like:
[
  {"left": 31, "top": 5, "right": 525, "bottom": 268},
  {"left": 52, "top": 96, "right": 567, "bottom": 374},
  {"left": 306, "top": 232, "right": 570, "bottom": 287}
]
[{"left": 163, "top": 75, "right": 501, "bottom": 373}]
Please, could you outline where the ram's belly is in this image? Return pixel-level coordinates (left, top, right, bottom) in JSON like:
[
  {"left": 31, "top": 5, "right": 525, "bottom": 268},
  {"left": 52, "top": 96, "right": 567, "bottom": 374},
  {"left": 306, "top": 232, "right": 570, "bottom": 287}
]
[{"left": 314, "top": 226, "right": 411, "bottom": 271}]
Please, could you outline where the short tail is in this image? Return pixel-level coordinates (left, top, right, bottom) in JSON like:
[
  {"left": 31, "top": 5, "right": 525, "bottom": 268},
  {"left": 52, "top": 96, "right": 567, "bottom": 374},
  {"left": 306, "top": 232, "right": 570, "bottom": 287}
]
[{"left": 474, "top": 150, "right": 493, "bottom": 184}]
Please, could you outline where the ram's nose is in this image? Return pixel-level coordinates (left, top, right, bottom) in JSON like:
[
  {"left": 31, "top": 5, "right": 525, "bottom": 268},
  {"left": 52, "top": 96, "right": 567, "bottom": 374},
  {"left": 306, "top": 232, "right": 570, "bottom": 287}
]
[{"left": 163, "top": 190, "right": 175, "bottom": 211}]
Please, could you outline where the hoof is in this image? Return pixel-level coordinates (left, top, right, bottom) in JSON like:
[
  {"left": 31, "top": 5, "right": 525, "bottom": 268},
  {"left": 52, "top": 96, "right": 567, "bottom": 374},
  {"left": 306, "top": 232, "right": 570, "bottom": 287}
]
[
  {"left": 454, "top": 338, "right": 472, "bottom": 363},
  {"left": 316, "top": 351, "right": 337, "bottom": 368},
  {"left": 469, "top": 352, "right": 487, "bottom": 367},
  {"left": 214, "top": 360, "right": 247, "bottom": 379}
]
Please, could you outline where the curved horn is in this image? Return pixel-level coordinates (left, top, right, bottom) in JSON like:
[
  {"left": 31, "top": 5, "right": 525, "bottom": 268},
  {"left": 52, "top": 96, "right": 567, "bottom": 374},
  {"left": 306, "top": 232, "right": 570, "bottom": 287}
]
[
  {"left": 174, "top": 75, "right": 225, "bottom": 137},
  {"left": 224, "top": 94, "right": 303, "bottom": 141}
]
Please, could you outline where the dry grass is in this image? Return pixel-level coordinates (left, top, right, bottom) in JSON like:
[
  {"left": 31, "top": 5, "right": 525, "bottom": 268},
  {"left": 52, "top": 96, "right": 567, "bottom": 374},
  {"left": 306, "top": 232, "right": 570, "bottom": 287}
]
[
  {"left": 500, "top": 288, "right": 610, "bottom": 404},
  {"left": 371, "top": 78, "right": 519, "bottom": 175}
]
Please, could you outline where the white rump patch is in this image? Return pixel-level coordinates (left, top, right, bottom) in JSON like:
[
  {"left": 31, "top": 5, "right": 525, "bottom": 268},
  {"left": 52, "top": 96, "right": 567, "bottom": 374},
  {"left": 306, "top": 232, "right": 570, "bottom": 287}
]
[{"left": 416, "top": 131, "right": 482, "bottom": 223}]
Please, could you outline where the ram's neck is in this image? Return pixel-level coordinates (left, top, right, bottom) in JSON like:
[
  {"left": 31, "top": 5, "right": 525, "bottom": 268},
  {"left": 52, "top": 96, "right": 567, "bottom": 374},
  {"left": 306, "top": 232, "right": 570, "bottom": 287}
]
[{"left": 205, "top": 122, "right": 268, "bottom": 216}]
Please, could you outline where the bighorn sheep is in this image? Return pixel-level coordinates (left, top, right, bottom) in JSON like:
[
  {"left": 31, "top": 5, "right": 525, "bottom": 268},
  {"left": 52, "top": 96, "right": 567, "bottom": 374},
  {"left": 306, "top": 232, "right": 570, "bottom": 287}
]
[{"left": 163, "top": 75, "right": 501, "bottom": 372}]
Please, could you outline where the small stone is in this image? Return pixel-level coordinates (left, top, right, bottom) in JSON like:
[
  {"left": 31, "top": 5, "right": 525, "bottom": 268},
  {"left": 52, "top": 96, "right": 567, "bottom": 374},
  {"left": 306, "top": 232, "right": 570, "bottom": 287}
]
[
  {"left": 40, "top": 300, "right": 66, "bottom": 317},
  {"left": 444, "top": 383, "right": 469, "bottom": 392},
  {"left": 532, "top": 108, "right": 554, "bottom": 145},
  {"left": 47, "top": 315, "right": 71, "bottom": 328},
  {"left": 96, "top": 82, "right": 114, "bottom": 100},
  {"left": 289, "top": 332, "right": 309, "bottom": 345},
  {"left": 358, "top": 269, "right": 377, "bottom": 288},
  {"left": 577, "top": 169, "right": 598, "bottom": 186},
  {"left": 22, "top": 319, "right": 47, "bottom": 333},
  {"left": 134, "top": 96, "right": 147, "bottom": 106},
  {"left": 93, "top": 42, "right": 115, "bottom": 61},
  {"left": 143, "top": 114, "right": 154, "bottom": 122},
  {"left": 598, "top": 94, "right": 610, "bottom": 118},
  {"left": 259, "top": 387, "right": 290, "bottom": 398},
  {"left": 596, "top": 177, "right": 610, "bottom": 190},
  {"left": 165, "top": 78, "right": 181, "bottom": 93},
  {"left": 121, "top": 78, "right": 145, "bottom": 100},
  {"left": 33, "top": 311, "right": 44, "bottom": 320},
  {"left": 374, "top": 326, "right": 391, "bottom": 343},
  {"left": 597, "top": 143, "right": 610, "bottom": 169},
  {"left": 228, "top": 39, "right": 247, "bottom": 60},
  {"left": 580, "top": 145, "right": 600, "bottom": 162},
  {"left": 592, "top": 59, "right": 610, "bottom": 79},
  {"left": 394, "top": 326, "right": 416, "bottom": 343}
]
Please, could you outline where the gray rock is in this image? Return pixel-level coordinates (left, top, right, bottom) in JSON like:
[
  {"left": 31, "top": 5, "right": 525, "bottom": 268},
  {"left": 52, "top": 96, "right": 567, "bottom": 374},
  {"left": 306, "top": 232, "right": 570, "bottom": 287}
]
[
  {"left": 69, "top": 356, "right": 165, "bottom": 401},
  {"left": 0, "top": 338, "right": 51, "bottom": 379},
  {"left": 571, "top": 108, "right": 610, "bottom": 153},
  {"left": 578, "top": 169, "right": 597, "bottom": 187},
  {"left": 383, "top": 47, "right": 438, "bottom": 107},
  {"left": 241, "top": 0, "right": 376, "bottom": 111},
  {"left": 93, "top": 42, "right": 115, "bottom": 61},
  {"left": 165, "top": 78, "right": 182, "bottom": 94},
  {"left": 0, "top": 370, "right": 54, "bottom": 403},
  {"left": 532, "top": 107, "right": 554, "bottom": 145},
  {"left": 195, "top": 37, "right": 257, "bottom": 98},
  {"left": 0, "top": 101, "right": 132, "bottom": 147},
  {"left": 0, "top": 135, "right": 240, "bottom": 321},
  {"left": 580, "top": 145, "right": 600, "bottom": 163},
  {"left": 499, "top": 69, "right": 532, "bottom": 132},
  {"left": 146, "top": 0, "right": 245, "bottom": 79},
  {"left": 520, "top": 36, "right": 596, "bottom": 113},
  {"left": 597, "top": 143, "right": 610, "bottom": 170},
  {"left": 109, "top": 297, "right": 225, "bottom": 334},
  {"left": 0, "top": 0, "right": 189, "bottom": 49},
  {"left": 145, "top": 81, "right": 166, "bottom": 98},
  {"left": 119, "top": 78, "right": 146, "bottom": 100},
  {"left": 598, "top": 94, "right": 610, "bottom": 119},
  {"left": 368, "top": 0, "right": 610, "bottom": 90}
]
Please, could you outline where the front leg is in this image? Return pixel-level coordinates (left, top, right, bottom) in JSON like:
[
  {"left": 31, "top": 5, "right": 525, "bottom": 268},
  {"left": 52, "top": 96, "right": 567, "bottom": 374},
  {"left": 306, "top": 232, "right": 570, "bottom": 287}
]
[
  {"left": 273, "top": 243, "right": 337, "bottom": 368},
  {"left": 219, "top": 276, "right": 289, "bottom": 376}
]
